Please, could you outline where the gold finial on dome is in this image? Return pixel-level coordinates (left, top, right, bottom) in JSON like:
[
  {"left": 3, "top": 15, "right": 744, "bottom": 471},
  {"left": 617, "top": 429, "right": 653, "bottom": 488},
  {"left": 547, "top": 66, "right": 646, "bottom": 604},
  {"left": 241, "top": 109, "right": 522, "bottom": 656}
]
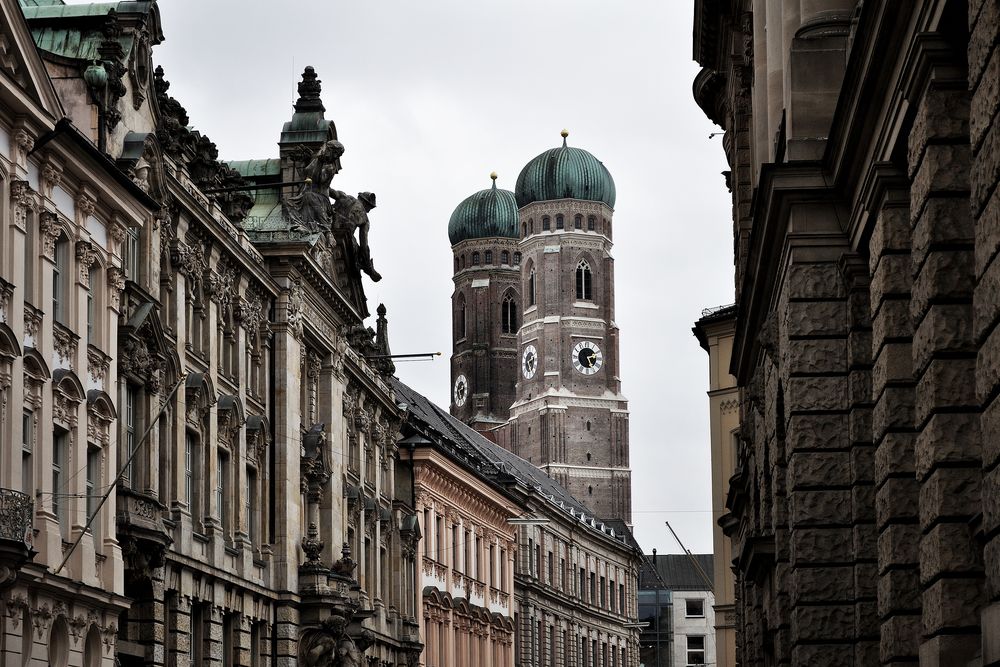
[
  {"left": 561, "top": 128, "right": 569, "bottom": 147},
  {"left": 490, "top": 171, "right": 498, "bottom": 181}
]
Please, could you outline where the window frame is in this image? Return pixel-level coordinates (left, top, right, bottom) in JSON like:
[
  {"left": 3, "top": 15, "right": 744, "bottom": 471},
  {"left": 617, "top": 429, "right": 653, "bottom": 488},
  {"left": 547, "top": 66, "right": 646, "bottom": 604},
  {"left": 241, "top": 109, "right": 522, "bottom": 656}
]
[{"left": 685, "top": 598, "right": 705, "bottom": 618}]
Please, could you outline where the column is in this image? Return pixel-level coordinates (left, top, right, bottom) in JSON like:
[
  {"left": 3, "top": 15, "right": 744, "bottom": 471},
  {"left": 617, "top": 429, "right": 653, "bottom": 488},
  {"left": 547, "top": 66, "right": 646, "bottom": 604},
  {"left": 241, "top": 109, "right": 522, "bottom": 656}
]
[
  {"left": 781, "top": 222, "right": 854, "bottom": 666},
  {"left": 870, "top": 193, "right": 920, "bottom": 666},
  {"left": 909, "top": 83, "right": 983, "bottom": 662}
]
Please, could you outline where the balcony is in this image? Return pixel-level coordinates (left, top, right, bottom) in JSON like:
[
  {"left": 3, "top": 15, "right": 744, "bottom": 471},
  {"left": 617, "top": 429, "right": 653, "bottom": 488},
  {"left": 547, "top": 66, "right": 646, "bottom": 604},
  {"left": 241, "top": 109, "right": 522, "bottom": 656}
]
[{"left": 0, "top": 488, "right": 35, "bottom": 588}]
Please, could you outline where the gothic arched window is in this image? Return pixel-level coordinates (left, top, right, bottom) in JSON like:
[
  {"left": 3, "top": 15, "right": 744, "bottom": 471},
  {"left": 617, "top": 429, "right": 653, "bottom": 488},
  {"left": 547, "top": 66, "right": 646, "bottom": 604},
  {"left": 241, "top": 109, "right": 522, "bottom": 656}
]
[
  {"left": 461, "top": 255, "right": 466, "bottom": 269},
  {"left": 472, "top": 252, "right": 480, "bottom": 265},
  {"left": 529, "top": 219, "right": 534, "bottom": 234},
  {"left": 501, "top": 250, "right": 510, "bottom": 265},
  {"left": 529, "top": 269, "right": 536, "bottom": 307},
  {"left": 542, "top": 216, "right": 551, "bottom": 231},
  {"left": 556, "top": 214, "right": 564, "bottom": 230},
  {"left": 587, "top": 215, "right": 595, "bottom": 231},
  {"left": 485, "top": 250, "right": 492, "bottom": 265},
  {"left": 575, "top": 214, "right": 583, "bottom": 229},
  {"left": 576, "top": 260, "right": 593, "bottom": 301},
  {"left": 502, "top": 294, "right": 518, "bottom": 334}
]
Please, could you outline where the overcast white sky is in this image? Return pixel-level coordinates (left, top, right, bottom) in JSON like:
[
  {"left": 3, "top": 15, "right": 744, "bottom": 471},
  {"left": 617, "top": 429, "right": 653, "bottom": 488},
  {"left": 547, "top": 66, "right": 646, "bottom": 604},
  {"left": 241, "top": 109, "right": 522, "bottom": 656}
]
[{"left": 143, "top": 0, "right": 733, "bottom": 555}]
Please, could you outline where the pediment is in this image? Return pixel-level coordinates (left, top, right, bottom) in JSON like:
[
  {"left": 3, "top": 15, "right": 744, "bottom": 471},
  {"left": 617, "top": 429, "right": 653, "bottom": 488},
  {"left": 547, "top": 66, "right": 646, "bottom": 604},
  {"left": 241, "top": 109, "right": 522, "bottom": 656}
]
[{"left": 0, "top": 0, "right": 63, "bottom": 114}]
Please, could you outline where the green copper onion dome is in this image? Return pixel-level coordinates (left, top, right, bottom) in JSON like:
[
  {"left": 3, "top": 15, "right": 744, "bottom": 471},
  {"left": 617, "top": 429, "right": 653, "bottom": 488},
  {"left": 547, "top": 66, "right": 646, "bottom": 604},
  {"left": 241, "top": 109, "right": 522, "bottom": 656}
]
[
  {"left": 515, "top": 130, "right": 616, "bottom": 209},
  {"left": 448, "top": 173, "right": 520, "bottom": 245}
]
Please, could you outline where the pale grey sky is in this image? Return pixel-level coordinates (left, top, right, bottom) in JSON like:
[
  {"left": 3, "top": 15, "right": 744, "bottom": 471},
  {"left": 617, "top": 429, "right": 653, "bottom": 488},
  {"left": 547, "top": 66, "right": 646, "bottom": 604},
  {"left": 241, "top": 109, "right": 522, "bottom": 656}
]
[{"left": 143, "top": 0, "right": 733, "bottom": 555}]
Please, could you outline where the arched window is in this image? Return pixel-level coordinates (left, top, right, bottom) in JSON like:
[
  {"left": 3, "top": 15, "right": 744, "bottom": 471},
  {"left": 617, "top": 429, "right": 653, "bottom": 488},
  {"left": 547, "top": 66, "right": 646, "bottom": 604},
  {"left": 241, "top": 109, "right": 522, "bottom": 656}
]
[
  {"left": 472, "top": 251, "right": 480, "bottom": 265},
  {"left": 529, "top": 269, "right": 536, "bottom": 306},
  {"left": 575, "top": 215, "right": 583, "bottom": 229},
  {"left": 529, "top": 219, "right": 534, "bottom": 234},
  {"left": 587, "top": 215, "right": 596, "bottom": 231},
  {"left": 576, "top": 260, "right": 593, "bottom": 300},
  {"left": 522, "top": 222, "right": 527, "bottom": 237},
  {"left": 542, "top": 216, "right": 551, "bottom": 231},
  {"left": 502, "top": 294, "right": 518, "bottom": 334},
  {"left": 501, "top": 251, "right": 510, "bottom": 265},
  {"left": 457, "top": 294, "right": 467, "bottom": 339},
  {"left": 455, "top": 257, "right": 459, "bottom": 272},
  {"left": 461, "top": 255, "right": 466, "bottom": 269},
  {"left": 556, "top": 214, "right": 564, "bottom": 230},
  {"left": 513, "top": 252, "right": 522, "bottom": 265},
  {"left": 485, "top": 250, "right": 493, "bottom": 264}
]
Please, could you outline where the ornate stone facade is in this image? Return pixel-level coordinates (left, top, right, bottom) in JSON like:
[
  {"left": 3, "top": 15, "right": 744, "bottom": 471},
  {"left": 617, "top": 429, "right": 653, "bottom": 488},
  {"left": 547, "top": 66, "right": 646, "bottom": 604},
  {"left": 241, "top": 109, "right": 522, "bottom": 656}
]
[
  {"left": 693, "top": 0, "right": 1000, "bottom": 664},
  {"left": 0, "top": 3, "right": 420, "bottom": 667},
  {"left": 397, "top": 380, "right": 642, "bottom": 667}
]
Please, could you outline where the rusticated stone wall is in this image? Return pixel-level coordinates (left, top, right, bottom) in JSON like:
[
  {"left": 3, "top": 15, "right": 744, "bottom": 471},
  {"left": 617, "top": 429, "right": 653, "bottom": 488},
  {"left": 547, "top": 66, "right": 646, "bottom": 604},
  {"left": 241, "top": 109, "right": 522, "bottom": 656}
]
[
  {"left": 972, "top": 0, "right": 1000, "bottom": 662},
  {"left": 693, "top": 0, "right": 1000, "bottom": 665}
]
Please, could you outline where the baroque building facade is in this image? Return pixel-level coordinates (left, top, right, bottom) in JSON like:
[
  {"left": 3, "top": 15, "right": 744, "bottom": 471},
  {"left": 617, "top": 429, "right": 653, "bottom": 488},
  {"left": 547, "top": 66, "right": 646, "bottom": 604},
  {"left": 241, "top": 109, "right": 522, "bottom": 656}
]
[
  {"left": 694, "top": 0, "right": 1000, "bottom": 665},
  {"left": 450, "top": 132, "right": 632, "bottom": 525},
  {"left": 395, "top": 379, "right": 642, "bottom": 667},
  {"left": 1, "top": 1, "right": 421, "bottom": 667}
]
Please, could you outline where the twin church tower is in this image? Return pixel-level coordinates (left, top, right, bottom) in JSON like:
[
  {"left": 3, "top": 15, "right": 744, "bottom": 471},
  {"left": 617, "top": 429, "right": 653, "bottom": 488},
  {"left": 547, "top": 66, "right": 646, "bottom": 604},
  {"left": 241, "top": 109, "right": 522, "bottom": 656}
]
[{"left": 447, "top": 131, "right": 631, "bottom": 524}]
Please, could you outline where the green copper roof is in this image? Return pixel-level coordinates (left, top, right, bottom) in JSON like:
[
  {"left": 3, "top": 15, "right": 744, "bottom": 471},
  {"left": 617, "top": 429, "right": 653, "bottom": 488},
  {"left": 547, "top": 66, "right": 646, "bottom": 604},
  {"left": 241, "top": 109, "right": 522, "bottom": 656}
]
[
  {"left": 227, "top": 159, "right": 281, "bottom": 179},
  {"left": 448, "top": 176, "right": 519, "bottom": 245},
  {"left": 515, "top": 133, "right": 616, "bottom": 209}
]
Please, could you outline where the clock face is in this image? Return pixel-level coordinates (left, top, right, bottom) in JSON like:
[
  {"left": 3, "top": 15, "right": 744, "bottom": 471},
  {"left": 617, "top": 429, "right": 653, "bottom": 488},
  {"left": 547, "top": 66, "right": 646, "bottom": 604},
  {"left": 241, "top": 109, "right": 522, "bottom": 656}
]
[
  {"left": 522, "top": 344, "right": 538, "bottom": 379},
  {"left": 572, "top": 340, "right": 603, "bottom": 375},
  {"left": 453, "top": 374, "right": 469, "bottom": 407}
]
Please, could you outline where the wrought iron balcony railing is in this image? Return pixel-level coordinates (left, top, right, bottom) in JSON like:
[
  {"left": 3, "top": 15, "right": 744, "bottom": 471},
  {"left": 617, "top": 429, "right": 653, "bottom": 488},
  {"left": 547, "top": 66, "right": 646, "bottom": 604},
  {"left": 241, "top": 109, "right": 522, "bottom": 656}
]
[{"left": 0, "top": 488, "right": 33, "bottom": 544}]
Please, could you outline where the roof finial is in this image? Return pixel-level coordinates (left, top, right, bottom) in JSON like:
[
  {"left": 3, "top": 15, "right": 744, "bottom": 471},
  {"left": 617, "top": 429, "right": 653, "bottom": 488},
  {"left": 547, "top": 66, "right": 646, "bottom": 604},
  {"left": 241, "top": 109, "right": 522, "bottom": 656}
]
[
  {"left": 561, "top": 128, "right": 569, "bottom": 147},
  {"left": 490, "top": 171, "right": 498, "bottom": 188}
]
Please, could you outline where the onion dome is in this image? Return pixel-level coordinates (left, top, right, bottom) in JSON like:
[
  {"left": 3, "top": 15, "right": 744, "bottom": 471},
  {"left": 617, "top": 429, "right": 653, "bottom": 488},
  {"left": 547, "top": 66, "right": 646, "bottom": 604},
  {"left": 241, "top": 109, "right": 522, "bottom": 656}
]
[
  {"left": 515, "top": 130, "right": 616, "bottom": 209},
  {"left": 448, "top": 173, "right": 520, "bottom": 245}
]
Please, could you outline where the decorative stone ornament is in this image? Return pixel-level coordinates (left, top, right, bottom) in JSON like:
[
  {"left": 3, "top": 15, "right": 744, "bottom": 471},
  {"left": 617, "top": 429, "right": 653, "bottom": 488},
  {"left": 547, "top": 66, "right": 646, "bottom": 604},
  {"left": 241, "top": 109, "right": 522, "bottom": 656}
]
[{"left": 39, "top": 211, "right": 62, "bottom": 259}]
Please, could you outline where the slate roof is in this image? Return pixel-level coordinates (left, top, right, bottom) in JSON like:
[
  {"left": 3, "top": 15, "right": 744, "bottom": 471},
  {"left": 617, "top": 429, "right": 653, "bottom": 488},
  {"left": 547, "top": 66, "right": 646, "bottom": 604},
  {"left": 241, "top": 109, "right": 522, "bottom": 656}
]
[
  {"left": 393, "top": 378, "right": 631, "bottom": 546},
  {"left": 639, "top": 553, "right": 714, "bottom": 591}
]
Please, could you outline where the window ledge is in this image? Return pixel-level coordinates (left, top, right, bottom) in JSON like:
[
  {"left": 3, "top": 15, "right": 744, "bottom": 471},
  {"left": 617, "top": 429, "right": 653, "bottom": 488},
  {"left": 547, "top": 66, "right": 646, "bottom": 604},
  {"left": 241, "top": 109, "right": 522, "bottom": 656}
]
[{"left": 573, "top": 301, "right": 599, "bottom": 310}]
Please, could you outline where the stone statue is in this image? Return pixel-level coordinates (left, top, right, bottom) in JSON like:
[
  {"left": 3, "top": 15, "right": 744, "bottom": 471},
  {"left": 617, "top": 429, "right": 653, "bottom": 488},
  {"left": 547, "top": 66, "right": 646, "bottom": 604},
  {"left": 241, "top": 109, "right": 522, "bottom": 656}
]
[
  {"left": 299, "top": 615, "right": 366, "bottom": 667},
  {"left": 330, "top": 190, "right": 382, "bottom": 282},
  {"left": 302, "top": 423, "right": 330, "bottom": 485},
  {"left": 284, "top": 140, "right": 344, "bottom": 232}
]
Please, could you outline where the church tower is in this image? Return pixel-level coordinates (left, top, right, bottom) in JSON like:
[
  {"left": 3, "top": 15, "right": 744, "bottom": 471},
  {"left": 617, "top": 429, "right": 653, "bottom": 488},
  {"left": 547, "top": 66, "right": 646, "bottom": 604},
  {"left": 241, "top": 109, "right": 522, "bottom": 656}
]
[
  {"left": 501, "top": 131, "right": 631, "bottom": 523},
  {"left": 448, "top": 174, "right": 522, "bottom": 431}
]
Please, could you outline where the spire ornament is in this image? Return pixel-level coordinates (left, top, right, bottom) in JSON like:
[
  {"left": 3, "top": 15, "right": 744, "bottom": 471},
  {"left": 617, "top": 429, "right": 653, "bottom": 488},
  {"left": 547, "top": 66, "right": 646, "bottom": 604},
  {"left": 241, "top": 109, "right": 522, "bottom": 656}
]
[{"left": 294, "top": 66, "right": 325, "bottom": 113}]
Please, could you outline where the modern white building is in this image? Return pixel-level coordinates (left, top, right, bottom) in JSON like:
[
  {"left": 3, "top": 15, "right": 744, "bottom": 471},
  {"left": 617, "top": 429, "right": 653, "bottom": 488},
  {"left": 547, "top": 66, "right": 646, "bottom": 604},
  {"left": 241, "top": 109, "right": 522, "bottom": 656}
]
[{"left": 638, "top": 552, "right": 715, "bottom": 667}]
